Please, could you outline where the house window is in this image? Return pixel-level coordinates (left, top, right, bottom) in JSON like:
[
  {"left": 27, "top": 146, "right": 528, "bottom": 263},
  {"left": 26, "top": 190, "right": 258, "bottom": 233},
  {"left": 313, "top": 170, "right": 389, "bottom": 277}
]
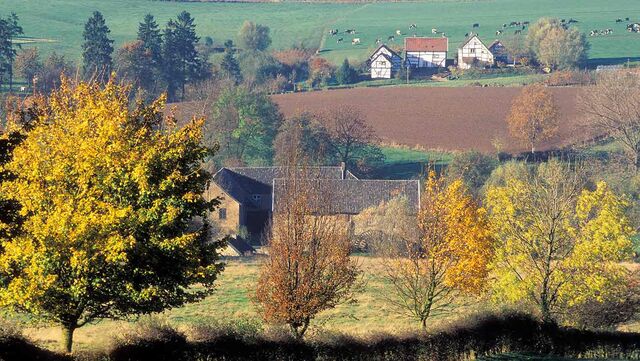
[
  {"left": 252, "top": 194, "right": 262, "bottom": 202},
  {"left": 218, "top": 208, "right": 227, "bottom": 220},
  {"left": 470, "top": 48, "right": 476, "bottom": 54}
]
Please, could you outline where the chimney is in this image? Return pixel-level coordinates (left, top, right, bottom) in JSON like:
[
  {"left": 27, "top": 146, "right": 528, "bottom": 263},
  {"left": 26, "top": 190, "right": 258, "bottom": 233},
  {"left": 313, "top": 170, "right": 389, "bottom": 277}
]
[{"left": 340, "top": 162, "right": 346, "bottom": 180}]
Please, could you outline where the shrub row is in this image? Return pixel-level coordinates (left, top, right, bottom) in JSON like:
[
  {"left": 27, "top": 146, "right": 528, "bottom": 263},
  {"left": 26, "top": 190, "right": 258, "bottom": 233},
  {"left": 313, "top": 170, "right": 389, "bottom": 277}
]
[{"left": 2, "top": 312, "right": 640, "bottom": 361}]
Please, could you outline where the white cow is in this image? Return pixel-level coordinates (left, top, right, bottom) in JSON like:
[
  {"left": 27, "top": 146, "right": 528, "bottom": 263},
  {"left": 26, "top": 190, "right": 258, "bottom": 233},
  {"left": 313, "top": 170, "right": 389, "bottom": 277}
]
[{"left": 352, "top": 38, "right": 361, "bottom": 45}]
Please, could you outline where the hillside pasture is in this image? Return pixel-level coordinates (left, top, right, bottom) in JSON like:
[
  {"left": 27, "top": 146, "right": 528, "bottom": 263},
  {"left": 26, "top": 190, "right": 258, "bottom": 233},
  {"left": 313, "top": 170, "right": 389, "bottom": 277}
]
[
  {"left": 272, "top": 86, "right": 582, "bottom": 153},
  {"left": 3, "top": 0, "right": 640, "bottom": 65}
]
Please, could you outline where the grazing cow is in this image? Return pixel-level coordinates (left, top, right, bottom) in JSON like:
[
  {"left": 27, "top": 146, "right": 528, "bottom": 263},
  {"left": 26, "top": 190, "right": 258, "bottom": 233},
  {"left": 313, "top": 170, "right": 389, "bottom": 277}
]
[
  {"left": 561, "top": 19, "right": 566, "bottom": 23},
  {"left": 514, "top": 29, "right": 522, "bottom": 35},
  {"left": 496, "top": 30, "right": 503, "bottom": 35},
  {"left": 590, "top": 30, "right": 597, "bottom": 36},
  {"left": 616, "top": 18, "right": 624, "bottom": 23},
  {"left": 523, "top": 21, "right": 530, "bottom": 25},
  {"left": 628, "top": 23, "right": 640, "bottom": 32},
  {"left": 472, "top": 23, "right": 479, "bottom": 28},
  {"left": 337, "top": 37, "right": 343, "bottom": 43},
  {"left": 568, "top": 18, "right": 578, "bottom": 24},
  {"left": 345, "top": 29, "right": 356, "bottom": 34},
  {"left": 19, "top": 86, "right": 26, "bottom": 92},
  {"left": 409, "top": 23, "right": 417, "bottom": 29},
  {"left": 509, "top": 21, "right": 518, "bottom": 27},
  {"left": 352, "top": 38, "right": 360, "bottom": 45},
  {"left": 431, "top": 28, "right": 438, "bottom": 34},
  {"left": 396, "top": 29, "right": 402, "bottom": 35},
  {"left": 626, "top": 17, "right": 630, "bottom": 21},
  {"left": 329, "top": 29, "right": 338, "bottom": 36},
  {"left": 388, "top": 35, "right": 395, "bottom": 41}
]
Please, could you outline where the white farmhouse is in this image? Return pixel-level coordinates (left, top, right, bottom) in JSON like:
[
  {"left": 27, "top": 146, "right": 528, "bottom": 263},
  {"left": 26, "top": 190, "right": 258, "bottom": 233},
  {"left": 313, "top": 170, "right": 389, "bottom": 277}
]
[
  {"left": 457, "top": 35, "right": 494, "bottom": 69},
  {"left": 369, "top": 45, "right": 402, "bottom": 79},
  {"left": 404, "top": 37, "right": 448, "bottom": 68}
]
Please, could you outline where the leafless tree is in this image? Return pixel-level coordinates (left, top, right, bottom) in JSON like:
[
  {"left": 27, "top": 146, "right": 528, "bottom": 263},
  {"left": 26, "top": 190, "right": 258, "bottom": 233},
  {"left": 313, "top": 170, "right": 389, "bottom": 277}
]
[
  {"left": 579, "top": 70, "right": 640, "bottom": 171},
  {"left": 254, "top": 159, "right": 360, "bottom": 339}
]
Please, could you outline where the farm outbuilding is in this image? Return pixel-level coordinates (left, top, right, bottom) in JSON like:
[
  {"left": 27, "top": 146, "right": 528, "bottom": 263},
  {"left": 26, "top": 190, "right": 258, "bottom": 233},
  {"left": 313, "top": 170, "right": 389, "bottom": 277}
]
[
  {"left": 488, "top": 40, "right": 511, "bottom": 64},
  {"left": 404, "top": 37, "right": 448, "bottom": 68},
  {"left": 457, "top": 35, "right": 494, "bottom": 69},
  {"left": 369, "top": 45, "right": 402, "bottom": 79}
]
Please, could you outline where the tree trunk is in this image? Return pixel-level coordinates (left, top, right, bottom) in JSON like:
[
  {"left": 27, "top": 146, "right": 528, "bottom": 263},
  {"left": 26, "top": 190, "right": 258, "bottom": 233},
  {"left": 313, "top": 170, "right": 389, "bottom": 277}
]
[{"left": 62, "top": 324, "right": 76, "bottom": 354}]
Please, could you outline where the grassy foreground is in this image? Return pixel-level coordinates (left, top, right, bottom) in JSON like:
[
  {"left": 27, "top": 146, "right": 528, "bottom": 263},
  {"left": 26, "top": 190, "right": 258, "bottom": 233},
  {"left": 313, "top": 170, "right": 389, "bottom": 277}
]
[
  {"left": 3, "top": 0, "right": 640, "bottom": 64},
  {"left": 5, "top": 257, "right": 639, "bottom": 353}
]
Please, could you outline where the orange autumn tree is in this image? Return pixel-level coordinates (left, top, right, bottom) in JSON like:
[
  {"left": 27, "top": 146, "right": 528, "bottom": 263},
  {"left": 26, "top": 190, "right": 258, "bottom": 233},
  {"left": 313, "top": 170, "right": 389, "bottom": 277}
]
[
  {"left": 378, "top": 172, "right": 493, "bottom": 329},
  {"left": 507, "top": 84, "right": 559, "bottom": 154},
  {"left": 254, "top": 165, "right": 360, "bottom": 339}
]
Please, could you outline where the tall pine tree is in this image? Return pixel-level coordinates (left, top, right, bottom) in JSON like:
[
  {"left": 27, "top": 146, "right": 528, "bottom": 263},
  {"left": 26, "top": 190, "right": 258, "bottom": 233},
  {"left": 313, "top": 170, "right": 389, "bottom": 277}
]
[
  {"left": 82, "top": 11, "right": 114, "bottom": 82},
  {"left": 0, "top": 13, "right": 23, "bottom": 90},
  {"left": 220, "top": 40, "right": 242, "bottom": 85},
  {"left": 137, "top": 14, "right": 162, "bottom": 65},
  {"left": 162, "top": 11, "right": 207, "bottom": 101}
]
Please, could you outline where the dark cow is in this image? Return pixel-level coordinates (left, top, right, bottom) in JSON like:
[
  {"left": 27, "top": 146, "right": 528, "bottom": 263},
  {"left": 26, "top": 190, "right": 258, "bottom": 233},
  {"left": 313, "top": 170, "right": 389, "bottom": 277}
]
[{"left": 472, "top": 23, "right": 480, "bottom": 28}]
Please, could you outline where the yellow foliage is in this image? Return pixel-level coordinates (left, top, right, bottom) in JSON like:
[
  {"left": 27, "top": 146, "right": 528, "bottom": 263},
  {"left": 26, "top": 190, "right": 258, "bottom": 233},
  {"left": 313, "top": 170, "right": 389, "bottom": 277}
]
[
  {"left": 0, "top": 79, "right": 223, "bottom": 352},
  {"left": 485, "top": 161, "right": 634, "bottom": 321}
]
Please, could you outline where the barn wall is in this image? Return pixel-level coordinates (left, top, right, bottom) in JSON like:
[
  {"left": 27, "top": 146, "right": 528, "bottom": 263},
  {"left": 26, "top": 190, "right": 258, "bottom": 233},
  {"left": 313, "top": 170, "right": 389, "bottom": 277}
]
[{"left": 205, "top": 184, "right": 242, "bottom": 236}]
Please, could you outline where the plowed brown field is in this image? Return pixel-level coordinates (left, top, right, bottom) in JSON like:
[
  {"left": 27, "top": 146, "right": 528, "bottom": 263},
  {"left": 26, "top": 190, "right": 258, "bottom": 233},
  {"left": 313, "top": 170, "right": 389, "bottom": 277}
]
[{"left": 272, "top": 87, "right": 583, "bottom": 153}]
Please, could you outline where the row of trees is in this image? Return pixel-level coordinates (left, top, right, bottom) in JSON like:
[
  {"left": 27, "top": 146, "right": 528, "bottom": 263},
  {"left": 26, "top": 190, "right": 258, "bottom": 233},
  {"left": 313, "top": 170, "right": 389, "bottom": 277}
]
[
  {"left": 204, "top": 84, "right": 383, "bottom": 172},
  {"left": 254, "top": 158, "right": 638, "bottom": 338}
]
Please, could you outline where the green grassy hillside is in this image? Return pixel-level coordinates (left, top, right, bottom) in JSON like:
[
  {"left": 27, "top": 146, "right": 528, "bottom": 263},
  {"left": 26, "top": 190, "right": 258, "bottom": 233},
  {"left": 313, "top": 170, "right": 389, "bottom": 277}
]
[{"left": 2, "top": 0, "right": 640, "bottom": 65}]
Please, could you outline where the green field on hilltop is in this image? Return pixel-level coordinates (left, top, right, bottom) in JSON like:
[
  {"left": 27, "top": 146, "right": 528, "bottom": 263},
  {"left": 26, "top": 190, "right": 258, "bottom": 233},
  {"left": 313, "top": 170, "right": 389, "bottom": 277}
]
[{"left": 2, "top": 0, "right": 640, "bottom": 65}]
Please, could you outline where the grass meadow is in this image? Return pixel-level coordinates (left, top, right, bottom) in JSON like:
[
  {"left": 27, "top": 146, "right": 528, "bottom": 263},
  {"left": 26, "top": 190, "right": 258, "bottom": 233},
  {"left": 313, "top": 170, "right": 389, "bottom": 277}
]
[
  {"left": 7, "top": 256, "right": 639, "bottom": 354},
  {"left": 3, "top": 0, "right": 640, "bottom": 65}
]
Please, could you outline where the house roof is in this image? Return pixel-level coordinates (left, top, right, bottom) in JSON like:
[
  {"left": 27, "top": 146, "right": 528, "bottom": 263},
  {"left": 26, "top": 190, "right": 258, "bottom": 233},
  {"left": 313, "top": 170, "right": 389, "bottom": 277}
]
[
  {"left": 226, "top": 236, "right": 256, "bottom": 255},
  {"left": 212, "top": 166, "right": 358, "bottom": 205},
  {"left": 272, "top": 179, "right": 420, "bottom": 215},
  {"left": 458, "top": 34, "right": 489, "bottom": 51},
  {"left": 404, "top": 37, "right": 448, "bottom": 52},
  {"left": 488, "top": 40, "right": 503, "bottom": 50},
  {"left": 370, "top": 44, "right": 401, "bottom": 60},
  {"left": 371, "top": 52, "right": 393, "bottom": 65}
]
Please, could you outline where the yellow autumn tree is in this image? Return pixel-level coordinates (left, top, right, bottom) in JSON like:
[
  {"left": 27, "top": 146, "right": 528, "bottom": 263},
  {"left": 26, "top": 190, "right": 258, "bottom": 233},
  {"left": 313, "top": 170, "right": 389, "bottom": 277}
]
[
  {"left": 0, "top": 80, "right": 225, "bottom": 353},
  {"left": 485, "top": 160, "right": 634, "bottom": 323},
  {"left": 378, "top": 172, "right": 493, "bottom": 329}
]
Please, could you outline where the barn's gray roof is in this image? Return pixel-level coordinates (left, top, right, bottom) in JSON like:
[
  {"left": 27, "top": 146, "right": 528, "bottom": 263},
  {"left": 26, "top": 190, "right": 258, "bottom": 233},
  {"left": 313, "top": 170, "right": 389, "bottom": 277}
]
[
  {"left": 272, "top": 179, "right": 420, "bottom": 215},
  {"left": 212, "top": 166, "right": 357, "bottom": 204}
]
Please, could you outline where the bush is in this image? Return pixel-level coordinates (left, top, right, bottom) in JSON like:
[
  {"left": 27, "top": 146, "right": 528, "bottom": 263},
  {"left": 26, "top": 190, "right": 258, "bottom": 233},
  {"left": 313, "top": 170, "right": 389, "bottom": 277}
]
[
  {"left": 545, "top": 70, "right": 595, "bottom": 86},
  {"left": 104, "top": 311, "right": 640, "bottom": 361},
  {"left": 446, "top": 151, "right": 498, "bottom": 197},
  {"left": 109, "top": 318, "right": 188, "bottom": 361},
  {"left": 0, "top": 318, "right": 69, "bottom": 361}
]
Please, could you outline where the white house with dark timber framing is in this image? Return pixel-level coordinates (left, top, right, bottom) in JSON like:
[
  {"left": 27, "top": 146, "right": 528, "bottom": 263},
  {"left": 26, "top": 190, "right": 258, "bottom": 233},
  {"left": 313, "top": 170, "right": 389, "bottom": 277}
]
[
  {"left": 404, "top": 37, "right": 448, "bottom": 68},
  {"left": 369, "top": 45, "right": 402, "bottom": 79},
  {"left": 457, "top": 34, "right": 494, "bottom": 69}
]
